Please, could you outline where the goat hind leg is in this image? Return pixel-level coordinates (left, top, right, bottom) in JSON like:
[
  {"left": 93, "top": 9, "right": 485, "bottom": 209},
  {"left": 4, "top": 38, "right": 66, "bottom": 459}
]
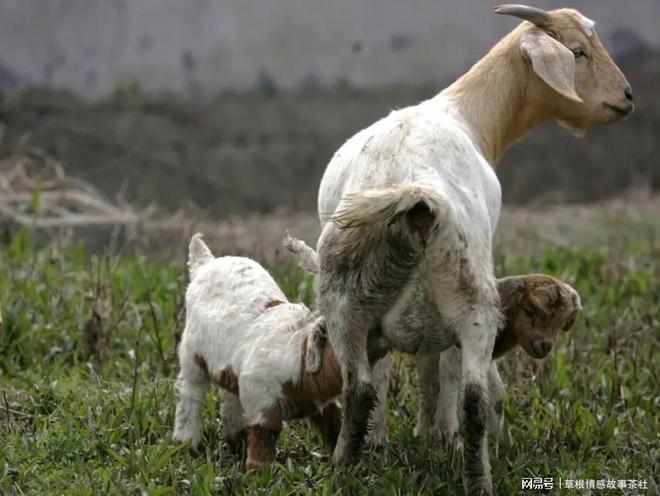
[
  {"left": 219, "top": 390, "right": 247, "bottom": 455},
  {"left": 329, "top": 318, "right": 377, "bottom": 464},
  {"left": 459, "top": 307, "right": 497, "bottom": 496},
  {"left": 436, "top": 347, "right": 463, "bottom": 455},
  {"left": 366, "top": 352, "right": 393, "bottom": 447}
]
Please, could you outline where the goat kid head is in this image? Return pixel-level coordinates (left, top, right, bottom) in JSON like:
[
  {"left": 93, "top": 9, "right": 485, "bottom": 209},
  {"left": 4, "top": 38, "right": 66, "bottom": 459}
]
[
  {"left": 494, "top": 4, "right": 633, "bottom": 133},
  {"left": 498, "top": 274, "right": 582, "bottom": 359}
]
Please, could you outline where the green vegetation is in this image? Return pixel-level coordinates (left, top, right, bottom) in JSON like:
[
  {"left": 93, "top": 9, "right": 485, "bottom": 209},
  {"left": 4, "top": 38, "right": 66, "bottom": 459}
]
[{"left": 1, "top": 223, "right": 658, "bottom": 495}]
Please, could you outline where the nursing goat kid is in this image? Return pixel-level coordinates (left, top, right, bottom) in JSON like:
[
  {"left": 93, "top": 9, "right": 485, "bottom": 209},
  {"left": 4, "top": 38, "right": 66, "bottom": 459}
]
[
  {"left": 284, "top": 233, "right": 582, "bottom": 442},
  {"left": 173, "top": 234, "right": 342, "bottom": 469},
  {"left": 314, "top": 4, "right": 631, "bottom": 494}
]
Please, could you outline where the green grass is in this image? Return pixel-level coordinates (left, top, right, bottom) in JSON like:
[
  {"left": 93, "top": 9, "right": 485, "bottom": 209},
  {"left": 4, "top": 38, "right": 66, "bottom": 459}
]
[{"left": 0, "top": 226, "right": 658, "bottom": 495}]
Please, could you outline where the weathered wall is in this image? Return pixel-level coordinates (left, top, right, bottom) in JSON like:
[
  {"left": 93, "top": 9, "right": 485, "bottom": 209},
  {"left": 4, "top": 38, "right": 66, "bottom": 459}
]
[{"left": 1, "top": 0, "right": 659, "bottom": 99}]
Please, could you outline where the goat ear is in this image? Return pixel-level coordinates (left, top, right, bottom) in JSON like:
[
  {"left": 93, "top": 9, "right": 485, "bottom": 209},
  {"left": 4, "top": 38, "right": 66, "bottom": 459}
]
[
  {"left": 520, "top": 31, "right": 583, "bottom": 103},
  {"left": 305, "top": 317, "right": 327, "bottom": 373}
]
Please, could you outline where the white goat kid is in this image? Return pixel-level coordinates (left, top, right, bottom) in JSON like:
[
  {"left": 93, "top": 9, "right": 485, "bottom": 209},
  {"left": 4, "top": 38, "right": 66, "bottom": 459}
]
[
  {"left": 314, "top": 5, "right": 631, "bottom": 494},
  {"left": 173, "top": 234, "right": 342, "bottom": 469}
]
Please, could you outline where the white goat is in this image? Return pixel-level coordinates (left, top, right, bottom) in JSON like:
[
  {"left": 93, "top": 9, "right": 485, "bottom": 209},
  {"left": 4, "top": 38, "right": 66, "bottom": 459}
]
[
  {"left": 173, "top": 234, "right": 342, "bottom": 469},
  {"left": 313, "top": 5, "right": 631, "bottom": 494}
]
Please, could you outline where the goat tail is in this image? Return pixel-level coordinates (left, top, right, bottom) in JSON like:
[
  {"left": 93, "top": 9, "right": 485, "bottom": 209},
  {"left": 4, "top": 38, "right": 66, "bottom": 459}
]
[
  {"left": 283, "top": 230, "right": 320, "bottom": 274},
  {"left": 188, "top": 233, "right": 214, "bottom": 279},
  {"left": 328, "top": 184, "right": 453, "bottom": 240}
]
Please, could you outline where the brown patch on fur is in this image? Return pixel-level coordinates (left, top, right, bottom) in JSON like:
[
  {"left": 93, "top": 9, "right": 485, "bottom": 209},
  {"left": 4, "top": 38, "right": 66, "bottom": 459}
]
[
  {"left": 281, "top": 335, "right": 343, "bottom": 419},
  {"left": 246, "top": 425, "right": 279, "bottom": 469},
  {"left": 261, "top": 404, "right": 283, "bottom": 432},
  {"left": 264, "top": 299, "right": 285, "bottom": 309},
  {"left": 214, "top": 367, "right": 239, "bottom": 395},
  {"left": 246, "top": 405, "right": 282, "bottom": 469},
  {"left": 194, "top": 353, "right": 208, "bottom": 374}
]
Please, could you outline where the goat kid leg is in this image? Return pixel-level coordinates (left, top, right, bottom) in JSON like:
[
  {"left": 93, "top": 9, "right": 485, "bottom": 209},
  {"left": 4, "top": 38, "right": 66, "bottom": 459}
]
[
  {"left": 246, "top": 405, "right": 282, "bottom": 470},
  {"left": 366, "top": 352, "right": 393, "bottom": 447},
  {"left": 173, "top": 354, "right": 210, "bottom": 448},
  {"left": 219, "top": 390, "right": 247, "bottom": 455},
  {"left": 310, "top": 402, "right": 342, "bottom": 450},
  {"left": 414, "top": 352, "right": 441, "bottom": 439},
  {"left": 459, "top": 308, "right": 497, "bottom": 496}
]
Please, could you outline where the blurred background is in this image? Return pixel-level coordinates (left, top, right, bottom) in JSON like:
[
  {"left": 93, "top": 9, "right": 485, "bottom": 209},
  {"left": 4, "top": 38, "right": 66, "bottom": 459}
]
[{"left": 0, "top": 0, "right": 658, "bottom": 232}]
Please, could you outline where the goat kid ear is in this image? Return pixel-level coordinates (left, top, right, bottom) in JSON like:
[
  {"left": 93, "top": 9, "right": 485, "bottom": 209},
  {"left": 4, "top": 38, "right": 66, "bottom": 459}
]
[
  {"left": 562, "top": 289, "right": 582, "bottom": 332},
  {"left": 305, "top": 317, "right": 327, "bottom": 373},
  {"left": 496, "top": 277, "right": 525, "bottom": 310},
  {"left": 520, "top": 31, "right": 583, "bottom": 103},
  {"left": 562, "top": 308, "right": 579, "bottom": 332}
]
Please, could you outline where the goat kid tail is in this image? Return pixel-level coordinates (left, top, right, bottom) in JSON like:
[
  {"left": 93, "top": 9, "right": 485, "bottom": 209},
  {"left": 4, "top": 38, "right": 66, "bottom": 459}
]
[
  {"left": 188, "top": 233, "right": 214, "bottom": 279},
  {"left": 283, "top": 230, "right": 320, "bottom": 274},
  {"left": 328, "top": 184, "right": 452, "bottom": 242}
]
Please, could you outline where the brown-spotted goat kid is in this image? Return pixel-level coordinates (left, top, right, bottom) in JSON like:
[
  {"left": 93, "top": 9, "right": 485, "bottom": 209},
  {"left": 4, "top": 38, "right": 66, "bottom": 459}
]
[
  {"left": 425, "top": 274, "right": 581, "bottom": 446},
  {"left": 284, "top": 233, "right": 581, "bottom": 442}
]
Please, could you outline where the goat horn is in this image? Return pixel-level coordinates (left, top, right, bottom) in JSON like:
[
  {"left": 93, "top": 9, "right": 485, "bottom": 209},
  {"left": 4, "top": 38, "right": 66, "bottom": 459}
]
[{"left": 493, "top": 4, "right": 550, "bottom": 28}]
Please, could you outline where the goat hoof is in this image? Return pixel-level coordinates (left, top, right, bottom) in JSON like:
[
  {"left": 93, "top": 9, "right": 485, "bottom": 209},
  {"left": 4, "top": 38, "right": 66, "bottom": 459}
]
[
  {"left": 440, "top": 430, "right": 464, "bottom": 460},
  {"left": 413, "top": 422, "right": 438, "bottom": 439},
  {"left": 366, "top": 425, "right": 389, "bottom": 448},
  {"left": 173, "top": 431, "right": 202, "bottom": 455}
]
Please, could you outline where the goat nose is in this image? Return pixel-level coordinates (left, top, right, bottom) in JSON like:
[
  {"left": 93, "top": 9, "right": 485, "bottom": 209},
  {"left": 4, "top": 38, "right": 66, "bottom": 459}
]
[
  {"left": 540, "top": 341, "right": 553, "bottom": 354},
  {"left": 624, "top": 86, "right": 633, "bottom": 101}
]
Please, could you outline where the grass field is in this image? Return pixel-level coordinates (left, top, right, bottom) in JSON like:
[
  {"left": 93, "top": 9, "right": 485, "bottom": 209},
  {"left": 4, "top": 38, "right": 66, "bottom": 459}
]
[{"left": 1, "top": 201, "right": 659, "bottom": 495}]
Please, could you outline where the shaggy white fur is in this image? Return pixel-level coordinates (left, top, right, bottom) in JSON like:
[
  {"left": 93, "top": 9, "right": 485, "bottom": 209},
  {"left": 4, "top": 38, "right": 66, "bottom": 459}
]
[{"left": 173, "top": 234, "right": 341, "bottom": 468}]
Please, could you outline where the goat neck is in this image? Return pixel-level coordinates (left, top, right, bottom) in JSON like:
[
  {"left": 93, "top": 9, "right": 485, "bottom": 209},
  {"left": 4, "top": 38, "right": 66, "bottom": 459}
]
[{"left": 441, "top": 25, "right": 553, "bottom": 166}]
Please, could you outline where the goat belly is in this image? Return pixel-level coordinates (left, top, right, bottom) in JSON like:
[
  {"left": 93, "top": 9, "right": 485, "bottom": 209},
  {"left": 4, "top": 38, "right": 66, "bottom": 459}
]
[{"left": 381, "top": 281, "right": 457, "bottom": 354}]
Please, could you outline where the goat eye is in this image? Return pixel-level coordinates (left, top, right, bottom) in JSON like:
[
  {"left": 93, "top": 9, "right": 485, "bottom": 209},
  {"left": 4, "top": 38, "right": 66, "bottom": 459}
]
[
  {"left": 572, "top": 47, "right": 585, "bottom": 58},
  {"left": 523, "top": 308, "right": 535, "bottom": 319}
]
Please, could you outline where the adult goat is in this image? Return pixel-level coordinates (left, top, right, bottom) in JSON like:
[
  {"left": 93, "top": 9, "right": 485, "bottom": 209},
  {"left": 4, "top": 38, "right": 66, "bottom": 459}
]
[{"left": 314, "top": 5, "right": 632, "bottom": 494}]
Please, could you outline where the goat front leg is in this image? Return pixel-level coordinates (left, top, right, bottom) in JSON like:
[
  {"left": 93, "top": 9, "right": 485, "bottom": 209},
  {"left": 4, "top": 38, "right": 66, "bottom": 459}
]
[
  {"left": 328, "top": 315, "right": 377, "bottom": 464},
  {"left": 414, "top": 351, "right": 441, "bottom": 439},
  {"left": 459, "top": 306, "right": 497, "bottom": 496},
  {"left": 173, "top": 349, "right": 210, "bottom": 449}
]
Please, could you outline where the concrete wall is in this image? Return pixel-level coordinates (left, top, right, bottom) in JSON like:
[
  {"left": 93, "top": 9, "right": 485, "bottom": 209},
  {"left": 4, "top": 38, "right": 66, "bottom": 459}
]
[{"left": 1, "top": 0, "right": 659, "bottom": 99}]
